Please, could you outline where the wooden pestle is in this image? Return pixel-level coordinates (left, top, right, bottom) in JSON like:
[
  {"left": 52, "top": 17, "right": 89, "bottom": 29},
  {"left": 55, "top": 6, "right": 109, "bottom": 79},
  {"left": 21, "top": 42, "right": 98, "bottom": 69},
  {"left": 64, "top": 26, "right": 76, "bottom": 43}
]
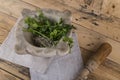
[{"left": 76, "top": 43, "right": 112, "bottom": 80}]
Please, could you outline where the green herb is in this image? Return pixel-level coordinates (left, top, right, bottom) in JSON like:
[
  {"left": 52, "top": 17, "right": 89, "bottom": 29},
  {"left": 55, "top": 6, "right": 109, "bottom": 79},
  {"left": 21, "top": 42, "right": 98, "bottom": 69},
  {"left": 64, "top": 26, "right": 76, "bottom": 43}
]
[
  {"left": 63, "top": 37, "right": 73, "bottom": 48},
  {"left": 24, "top": 11, "right": 76, "bottom": 48}
]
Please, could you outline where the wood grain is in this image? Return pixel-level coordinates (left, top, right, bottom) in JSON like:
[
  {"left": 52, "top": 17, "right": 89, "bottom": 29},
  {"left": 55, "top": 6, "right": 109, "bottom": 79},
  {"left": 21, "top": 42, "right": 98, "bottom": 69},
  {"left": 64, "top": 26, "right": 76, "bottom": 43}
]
[
  {"left": 57, "top": 0, "right": 120, "bottom": 21},
  {"left": 0, "top": 12, "right": 16, "bottom": 43},
  {"left": 101, "top": 0, "right": 120, "bottom": 18},
  {"left": 56, "top": 0, "right": 103, "bottom": 14},
  {"left": 74, "top": 23, "right": 120, "bottom": 63},
  {"left": 0, "top": 59, "right": 30, "bottom": 80},
  {"left": 87, "top": 60, "right": 120, "bottom": 80},
  {"left": 0, "top": 69, "right": 21, "bottom": 80},
  {"left": 0, "top": 0, "right": 36, "bottom": 18}
]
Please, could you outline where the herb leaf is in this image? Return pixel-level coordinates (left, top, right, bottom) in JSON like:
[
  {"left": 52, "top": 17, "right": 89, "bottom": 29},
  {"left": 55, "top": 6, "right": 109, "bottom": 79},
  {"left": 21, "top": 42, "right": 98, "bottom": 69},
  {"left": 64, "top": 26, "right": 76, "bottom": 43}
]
[{"left": 24, "top": 11, "right": 75, "bottom": 48}]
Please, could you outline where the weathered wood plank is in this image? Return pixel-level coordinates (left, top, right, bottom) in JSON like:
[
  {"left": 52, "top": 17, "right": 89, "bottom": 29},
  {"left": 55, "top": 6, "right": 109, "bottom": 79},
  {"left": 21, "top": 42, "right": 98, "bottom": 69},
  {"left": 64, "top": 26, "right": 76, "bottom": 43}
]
[
  {"left": 56, "top": 0, "right": 104, "bottom": 14},
  {"left": 55, "top": 0, "right": 120, "bottom": 19},
  {"left": 101, "top": 0, "right": 120, "bottom": 18},
  {"left": 0, "top": 69, "right": 21, "bottom": 80},
  {"left": 0, "top": 12, "right": 16, "bottom": 43},
  {"left": 88, "top": 67, "right": 120, "bottom": 80},
  {"left": 55, "top": 0, "right": 84, "bottom": 10},
  {"left": 74, "top": 23, "right": 120, "bottom": 64},
  {"left": 0, "top": 59, "right": 30, "bottom": 80},
  {"left": 0, "top": 0, "right": 36, "bottom": 18}
]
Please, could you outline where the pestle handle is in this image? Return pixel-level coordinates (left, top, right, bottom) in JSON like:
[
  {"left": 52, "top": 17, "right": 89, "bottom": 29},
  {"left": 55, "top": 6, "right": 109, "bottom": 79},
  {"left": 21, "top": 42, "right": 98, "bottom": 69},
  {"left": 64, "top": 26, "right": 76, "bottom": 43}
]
[{"left": 76, "top": 43, "right": 112, "bottom": 80}]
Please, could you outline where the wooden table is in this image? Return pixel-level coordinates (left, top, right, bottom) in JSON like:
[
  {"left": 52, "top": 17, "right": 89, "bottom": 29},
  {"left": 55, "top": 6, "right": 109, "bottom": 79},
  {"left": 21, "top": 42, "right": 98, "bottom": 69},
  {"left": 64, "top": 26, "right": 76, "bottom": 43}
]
[
  {"left": 0, "top": 59, "right": 30, "bottom": 80},
  {"left": 0, "top": 0, "right": 120, "bottom": 80}
]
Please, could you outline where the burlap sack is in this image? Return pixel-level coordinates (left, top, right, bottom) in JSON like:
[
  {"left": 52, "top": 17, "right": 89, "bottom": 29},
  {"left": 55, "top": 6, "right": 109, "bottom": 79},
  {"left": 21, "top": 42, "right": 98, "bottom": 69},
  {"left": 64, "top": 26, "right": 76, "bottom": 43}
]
[{"left": 15, "top": 8, "right": 72, "bottom": 57}]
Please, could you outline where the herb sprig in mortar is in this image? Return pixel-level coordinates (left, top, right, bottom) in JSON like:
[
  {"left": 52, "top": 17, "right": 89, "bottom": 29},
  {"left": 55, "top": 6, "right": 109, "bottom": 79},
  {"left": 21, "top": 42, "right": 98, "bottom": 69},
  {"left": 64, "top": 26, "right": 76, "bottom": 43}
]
[{"left": 24, "top": 11, "right": 76, "bottom": 48}]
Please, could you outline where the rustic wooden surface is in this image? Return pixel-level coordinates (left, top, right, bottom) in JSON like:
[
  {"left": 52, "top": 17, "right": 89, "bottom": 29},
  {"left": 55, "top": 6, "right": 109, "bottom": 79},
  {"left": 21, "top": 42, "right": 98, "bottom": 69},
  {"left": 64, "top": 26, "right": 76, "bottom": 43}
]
[
  {"left": 0, "top": 59, "right": 30, "bottom": 80},
  {"left": 0, "top": 0, "right": 120, "bottom": 80}
]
